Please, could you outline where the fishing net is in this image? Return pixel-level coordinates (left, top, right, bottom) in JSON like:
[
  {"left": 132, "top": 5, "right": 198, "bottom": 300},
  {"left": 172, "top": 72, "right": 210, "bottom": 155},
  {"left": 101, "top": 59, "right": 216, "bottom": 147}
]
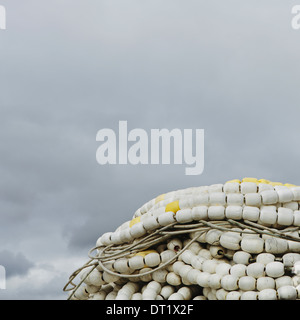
[{"left": 63, "top": 178, "right": 300, "bottom": 300}]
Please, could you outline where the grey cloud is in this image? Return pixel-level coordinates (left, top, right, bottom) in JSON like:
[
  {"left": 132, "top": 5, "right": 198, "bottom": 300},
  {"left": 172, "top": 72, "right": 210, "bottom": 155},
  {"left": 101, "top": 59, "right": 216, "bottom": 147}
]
[{"left": 0, "top": 250, "right": 34, "bottom": 278}]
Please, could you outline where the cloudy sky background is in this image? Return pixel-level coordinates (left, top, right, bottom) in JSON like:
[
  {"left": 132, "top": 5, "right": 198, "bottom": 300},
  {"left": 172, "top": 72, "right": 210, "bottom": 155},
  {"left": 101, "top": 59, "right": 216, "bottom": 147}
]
[{"left": 0, "top": 0, "right": 300, "bottom": 299}]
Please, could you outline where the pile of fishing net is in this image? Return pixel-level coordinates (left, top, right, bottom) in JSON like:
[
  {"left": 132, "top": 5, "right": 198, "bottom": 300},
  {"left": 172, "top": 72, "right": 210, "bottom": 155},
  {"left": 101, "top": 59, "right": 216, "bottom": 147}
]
[{"left": 64, "top": 178, "right": 300, "bottom": 300}]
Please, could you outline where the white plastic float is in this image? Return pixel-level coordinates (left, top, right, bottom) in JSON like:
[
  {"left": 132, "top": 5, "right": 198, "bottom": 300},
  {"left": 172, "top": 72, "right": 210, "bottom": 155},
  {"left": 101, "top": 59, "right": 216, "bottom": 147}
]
[{"left": 64, "top": 178, "right": 300, "bottom": 300}]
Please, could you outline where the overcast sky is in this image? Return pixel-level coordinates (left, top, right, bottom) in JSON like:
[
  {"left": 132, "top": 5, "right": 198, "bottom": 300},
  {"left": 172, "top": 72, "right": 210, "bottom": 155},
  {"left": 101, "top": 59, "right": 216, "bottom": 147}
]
[{"left": 0, "top": 0, "right": 300, "bottom": 299}]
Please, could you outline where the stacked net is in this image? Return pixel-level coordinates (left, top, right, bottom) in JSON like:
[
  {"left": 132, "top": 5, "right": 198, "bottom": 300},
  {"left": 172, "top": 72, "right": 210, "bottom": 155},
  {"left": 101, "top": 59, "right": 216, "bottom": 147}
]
[{"left": 64, "top": 178, "right": 300, "bottom": 300}]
